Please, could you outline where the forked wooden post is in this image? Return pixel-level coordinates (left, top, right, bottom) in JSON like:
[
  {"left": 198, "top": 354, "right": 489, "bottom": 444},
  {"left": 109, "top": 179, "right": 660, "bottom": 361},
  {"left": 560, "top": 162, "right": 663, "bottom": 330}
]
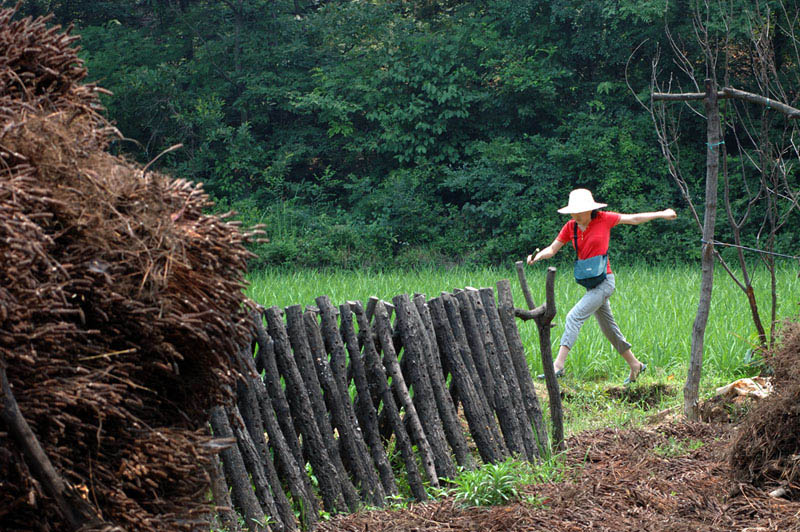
[{"left": 515, "top": 262, "right": 563, "bottom": 452}]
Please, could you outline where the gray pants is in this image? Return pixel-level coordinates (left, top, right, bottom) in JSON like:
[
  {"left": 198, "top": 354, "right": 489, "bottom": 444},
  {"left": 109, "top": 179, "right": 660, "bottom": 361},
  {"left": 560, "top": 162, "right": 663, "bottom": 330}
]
[{"left": 560, "top": 274, "right": 632, "bottom": 354}]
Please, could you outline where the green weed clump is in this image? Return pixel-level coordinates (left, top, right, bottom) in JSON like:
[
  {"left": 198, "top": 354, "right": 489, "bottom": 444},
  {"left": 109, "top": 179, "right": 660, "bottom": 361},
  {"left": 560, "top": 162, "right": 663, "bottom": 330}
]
[{"left": 450, "top": 456, "right": 565, "bottom": 508}]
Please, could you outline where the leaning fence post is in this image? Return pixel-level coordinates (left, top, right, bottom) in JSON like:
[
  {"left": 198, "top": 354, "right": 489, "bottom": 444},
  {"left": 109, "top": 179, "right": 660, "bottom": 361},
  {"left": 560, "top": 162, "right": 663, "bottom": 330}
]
[
  {"left": 353, "top": 301, "right": 428, "bottom": 501},
  {"left": 374, "top": 300, "right": 440, "bottom": 487},
  {"left": 496, "top": 279, "right": 549, "bottom": 457},
  {"left": 265, "top": 306, "right": 349, "bottom": 514}
]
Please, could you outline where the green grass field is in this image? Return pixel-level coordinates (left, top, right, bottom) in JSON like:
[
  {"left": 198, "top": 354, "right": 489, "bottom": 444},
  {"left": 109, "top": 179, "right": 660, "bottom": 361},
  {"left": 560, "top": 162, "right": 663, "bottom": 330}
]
[{"left": 246, "top": 262, "right": 799, "bottom": 436}]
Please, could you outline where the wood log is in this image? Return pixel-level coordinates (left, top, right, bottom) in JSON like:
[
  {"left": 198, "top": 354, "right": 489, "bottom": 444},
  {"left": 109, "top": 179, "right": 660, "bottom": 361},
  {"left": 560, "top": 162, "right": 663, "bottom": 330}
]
[
  {"left": 429, "top": 297, "right": 504, "bottom": 464},
  {"left": 392, "top": 294, "right": 456, "bottom": 480},
  {"left": 370, "top": 300, "right": 405, "bottom": 444},
  {"left": 0, "top": 365, "right": 106, "bottom": 530},
  {"left": 537, "top": 267, "right": 564, "bottom": 451},
  {"left": 208, "top": 452, "right": 241, "bottom": 532},
  {"left": 316, "top": 296, "right": 349, "bottom": 393},
  {"left": 338, "top": 304, "right": 397, "bottom": 499},
  {"left": 234, "top": 351, "right": 295, "bottom": 530},
  {"left": 413, "top": 295, "right": 475, "bottom": 470},
  {"left": 496, "top": 279, "right": 548, "bottom": 457},
  {"left": 282, "top": 305, "right": 361, "bottom": 512},
  {"left": 227, "top": 404, "right": 286, "bottom": 532},
  {"left": 453, "top": 290, "right": 496, "bottom": 411},
  {"left": 373, "top": 300, "right": 439, "bottom": 487},
  {"left": 209, "top": 406, "right": 269, "bottom": 531},
  {"left": 265, "top": 306, "right": 348, "bottom": 514},
  {"left": 303, "top": 307, "right": 387, "bottom": 506},
  {"left": 479, "top": 288, "right": 540, "bottom": 461},
  {"left": 441, "top": 292, "right": 507, "bottom": 458},
  {"left": 352, "top": 301, "right": 428, "bottom": 501},
  {"left": 239, "top": 334, "right": 318, "bottom": 528},
  {"left": 252, "top": 312, "right": 304, "bottom": 469},
  {"left": 465, "top": 288, "right": 525, "bottom": 457}
]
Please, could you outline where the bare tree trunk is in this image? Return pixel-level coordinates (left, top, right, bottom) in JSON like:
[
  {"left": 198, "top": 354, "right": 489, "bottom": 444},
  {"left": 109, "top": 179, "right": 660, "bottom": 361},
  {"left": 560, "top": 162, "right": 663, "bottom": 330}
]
[{"left": 685, "top": 78, "right": 721, "bottom": 420}]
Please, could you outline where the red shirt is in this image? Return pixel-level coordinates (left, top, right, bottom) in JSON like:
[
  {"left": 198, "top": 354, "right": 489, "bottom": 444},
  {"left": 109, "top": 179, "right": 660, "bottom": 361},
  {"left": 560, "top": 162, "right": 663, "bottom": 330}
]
[{"left": 556, "top": 211, "right": 621, "bottom": 274}]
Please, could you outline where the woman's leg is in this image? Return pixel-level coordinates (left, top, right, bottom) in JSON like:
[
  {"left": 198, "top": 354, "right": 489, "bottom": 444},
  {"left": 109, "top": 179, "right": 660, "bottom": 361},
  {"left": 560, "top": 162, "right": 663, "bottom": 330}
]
[
  {"left": 594, "top": 298, "right": 644, "bottom": 380},
  {"left": 556, "top": 277, "right": 615, "bottom": 371}
]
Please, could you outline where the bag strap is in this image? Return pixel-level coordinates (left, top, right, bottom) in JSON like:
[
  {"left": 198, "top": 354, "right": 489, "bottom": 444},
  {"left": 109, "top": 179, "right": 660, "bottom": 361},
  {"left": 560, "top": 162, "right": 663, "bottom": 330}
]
[
  {"left": 573, "top": 221, "right": 579, "bottom": 256},
  {"left": 573, "top": 220, "right": 610, "bottom": 258}
]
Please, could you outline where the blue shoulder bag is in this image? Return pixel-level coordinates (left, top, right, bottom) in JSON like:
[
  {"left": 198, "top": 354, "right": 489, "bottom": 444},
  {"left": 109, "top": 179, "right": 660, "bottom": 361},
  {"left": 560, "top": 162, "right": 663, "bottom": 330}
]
[{"left": 573, "top": 222, "right": 608, "bottom": 289}]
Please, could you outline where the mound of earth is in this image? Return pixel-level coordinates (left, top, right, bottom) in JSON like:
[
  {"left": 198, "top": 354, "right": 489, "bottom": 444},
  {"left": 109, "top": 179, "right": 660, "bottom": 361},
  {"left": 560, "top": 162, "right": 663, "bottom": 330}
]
[{"left": 318, "top": 422, "right": 800, "bottom": 531}]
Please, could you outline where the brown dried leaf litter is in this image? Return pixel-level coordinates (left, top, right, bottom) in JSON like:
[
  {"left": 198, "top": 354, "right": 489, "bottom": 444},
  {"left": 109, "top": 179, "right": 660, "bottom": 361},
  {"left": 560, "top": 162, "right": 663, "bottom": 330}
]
[
  {"left": 319, "top": 422, "right": 800, "bottom": 532},
  {"left": 319, "top": 323, "right": 800, "bottom": 532},
  {"left": 0, "top": 7, "right": 258, "bottom": 531}
]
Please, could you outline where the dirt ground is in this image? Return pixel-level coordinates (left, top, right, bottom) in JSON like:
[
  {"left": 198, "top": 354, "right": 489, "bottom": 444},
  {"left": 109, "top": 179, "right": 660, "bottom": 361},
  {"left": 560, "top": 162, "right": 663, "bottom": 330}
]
[{"left": 317, "top": 418, "right": 800, "bottom": 531}]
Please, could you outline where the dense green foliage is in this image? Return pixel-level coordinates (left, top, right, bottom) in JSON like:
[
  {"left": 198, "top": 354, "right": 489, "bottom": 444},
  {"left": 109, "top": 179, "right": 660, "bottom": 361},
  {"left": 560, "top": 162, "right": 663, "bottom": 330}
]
[{"left": 25, "top": 0, "right": 800, "bottom": 269}]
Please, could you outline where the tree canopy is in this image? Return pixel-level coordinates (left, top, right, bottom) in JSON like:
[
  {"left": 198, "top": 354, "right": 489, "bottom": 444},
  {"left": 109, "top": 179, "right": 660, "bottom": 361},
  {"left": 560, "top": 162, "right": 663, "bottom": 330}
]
[{"left": 26, "top": 0, "right": 800, "bottom": 269}]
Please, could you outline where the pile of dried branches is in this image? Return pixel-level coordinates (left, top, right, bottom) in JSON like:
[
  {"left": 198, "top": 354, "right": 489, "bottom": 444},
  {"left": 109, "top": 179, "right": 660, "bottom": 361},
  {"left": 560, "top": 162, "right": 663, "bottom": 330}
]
[
  {"left": 730, "top": 321, "right": 800, "bottom": 498},
  {"left": 0, "top": 7, "right": 258, "bottom": 530}
]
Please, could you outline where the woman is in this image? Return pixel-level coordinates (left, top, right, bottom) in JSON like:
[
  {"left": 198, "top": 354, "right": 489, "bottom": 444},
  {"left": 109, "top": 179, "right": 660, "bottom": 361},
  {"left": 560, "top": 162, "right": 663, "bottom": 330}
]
[{"left": 527, "top": 188, "right": 677, "bottom": 384}]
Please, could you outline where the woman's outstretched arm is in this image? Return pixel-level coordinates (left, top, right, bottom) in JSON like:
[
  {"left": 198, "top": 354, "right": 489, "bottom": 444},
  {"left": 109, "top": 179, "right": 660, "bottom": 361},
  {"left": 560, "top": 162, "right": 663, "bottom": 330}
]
[
  {"left": 618, "top": 208, "right": 677, "bottom": 225},
  {"left": 527, "top": 238, "right": 566, "bottom": 265}
]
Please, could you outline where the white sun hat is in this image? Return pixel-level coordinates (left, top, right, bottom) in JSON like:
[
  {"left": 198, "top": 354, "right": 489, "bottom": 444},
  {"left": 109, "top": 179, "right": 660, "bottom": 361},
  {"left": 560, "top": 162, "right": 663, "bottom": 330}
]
[{"left": 557, "top": 188, "right": 607, "bottom": 214}]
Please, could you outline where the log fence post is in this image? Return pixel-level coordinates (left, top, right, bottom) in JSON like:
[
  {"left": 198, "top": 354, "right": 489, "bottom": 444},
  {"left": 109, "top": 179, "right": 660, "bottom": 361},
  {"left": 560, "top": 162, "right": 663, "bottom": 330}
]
[
  {"left": 265, "top": 306, "right": 348, "bottom": 514},
  {"left": 496, "top": 279, "right": 549, "bottom": 457},
  {"left": 429, "top": 297, "right": 504, "bottom": 464},
  {"left": 352, "top": 301, "right": 428, "bottom": 501},
  {"left": 465, "top": 288, "right": 525, "bottom": 457},
  {"left": 515, "top": 263, "right": 563, "bottom": 452},
  {"left": 413, "top": 294, "right": 475, "bottom": 470},
  {"left": 392, "top": 294, "right": 456, "bottom": 480},
  {"left": 478, "top": 288, "right": 540, "bottom": 461},
  {"left": 209, "top": 406, "right": 269, "bottom": 532},
  {"left": 373, "top": 300, "right": 439, "bottom": 487},
  {"left": 338, "top": 303, "right": 397, "bottom": 499}
]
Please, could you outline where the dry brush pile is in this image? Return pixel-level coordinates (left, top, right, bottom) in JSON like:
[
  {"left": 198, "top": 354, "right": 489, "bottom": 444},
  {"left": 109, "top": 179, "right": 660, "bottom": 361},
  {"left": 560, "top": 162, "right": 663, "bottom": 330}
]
[
  {"left": 0, "top": 8, "right": 259, "bottom": 531},
  {"left": 730, "top": 321, "right": 800, "bottom": 498}
]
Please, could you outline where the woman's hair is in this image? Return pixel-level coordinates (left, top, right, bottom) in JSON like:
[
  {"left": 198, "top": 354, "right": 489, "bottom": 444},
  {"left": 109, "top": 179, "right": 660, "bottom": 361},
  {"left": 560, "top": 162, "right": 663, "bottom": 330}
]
[{"left": 591, "top": 209, "right": 600, "bottom": 219}]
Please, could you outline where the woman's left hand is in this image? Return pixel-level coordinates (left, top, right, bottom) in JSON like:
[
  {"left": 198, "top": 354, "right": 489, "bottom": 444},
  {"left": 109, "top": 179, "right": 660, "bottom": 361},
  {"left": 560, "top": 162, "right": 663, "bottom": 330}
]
[{"left": 662, "top": 208, "right": 677, "bottom": 220}]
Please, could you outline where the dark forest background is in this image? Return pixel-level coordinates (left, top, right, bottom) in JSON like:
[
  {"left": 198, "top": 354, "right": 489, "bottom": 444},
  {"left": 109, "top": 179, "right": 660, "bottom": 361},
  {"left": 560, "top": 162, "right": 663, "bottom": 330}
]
[{"left": 19, "top": 0, "right": 800, "bottom": 269}]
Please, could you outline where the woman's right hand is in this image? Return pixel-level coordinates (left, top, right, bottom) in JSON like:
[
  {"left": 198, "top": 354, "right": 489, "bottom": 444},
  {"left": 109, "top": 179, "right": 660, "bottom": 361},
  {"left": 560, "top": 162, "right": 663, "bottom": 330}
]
[{"left": 526, "top": 247, "right": 542, "bottom": 265}]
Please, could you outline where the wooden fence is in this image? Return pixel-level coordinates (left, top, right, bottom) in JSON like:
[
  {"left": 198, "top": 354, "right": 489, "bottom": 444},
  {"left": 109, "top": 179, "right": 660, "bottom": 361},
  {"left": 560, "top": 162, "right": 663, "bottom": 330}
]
[{"left": 209, "top": 265, "right": 560, "bottom": 532}]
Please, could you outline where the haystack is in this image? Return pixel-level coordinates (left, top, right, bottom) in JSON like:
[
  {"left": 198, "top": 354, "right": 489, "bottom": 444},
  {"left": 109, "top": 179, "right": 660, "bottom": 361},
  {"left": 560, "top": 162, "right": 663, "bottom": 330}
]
[
  {"left": 730, "top": 321, "right": 800, "bottom": 498},
  {"left": 0, "top": 7, "right": 258, "bottom": 530}
]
